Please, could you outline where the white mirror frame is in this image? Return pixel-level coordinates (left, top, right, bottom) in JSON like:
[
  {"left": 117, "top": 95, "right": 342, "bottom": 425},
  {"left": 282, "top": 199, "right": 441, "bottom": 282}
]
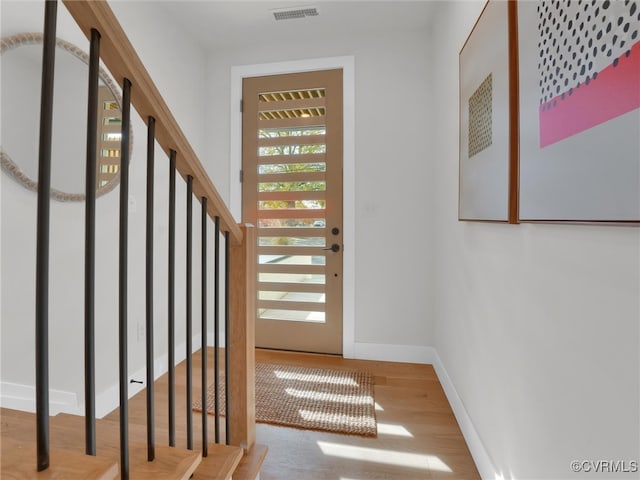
[{"left": 0, "top": 32, "right": 131, "bottom": 202}]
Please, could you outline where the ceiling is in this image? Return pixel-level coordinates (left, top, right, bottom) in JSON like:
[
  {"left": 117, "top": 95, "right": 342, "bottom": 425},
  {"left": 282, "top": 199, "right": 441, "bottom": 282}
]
[{"left": 157, "top": 1, "right": 438, "bottom": 51}]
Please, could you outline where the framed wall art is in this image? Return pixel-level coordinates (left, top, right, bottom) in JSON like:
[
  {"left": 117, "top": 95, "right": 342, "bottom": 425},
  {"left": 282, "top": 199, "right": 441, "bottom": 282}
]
[
  {"left": 459, "top": 0, "right": 519, "bottom": 223},
  {"left": 517, "top": 0, "right": 640, "bottom": 223}
]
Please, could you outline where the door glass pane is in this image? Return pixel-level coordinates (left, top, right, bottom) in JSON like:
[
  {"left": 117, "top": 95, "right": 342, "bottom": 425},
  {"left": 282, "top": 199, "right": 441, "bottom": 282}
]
[
  {"left": 259, "top": 88, "right": 325, "bottom": 102},
  {"left": 259, "top": 272, "right": 325, "bottom": 284},
  {"left": 259, "top": 163, "right": 326, "bottom": 174},
  {"left": 259, "top": 144, "right": 326, "bottom": 156},
  {"left": 259, "top": 291, "right": 326, "bottom": 303},
  {"left": 259, "top": 255, "right": 325, "bottom": 266},
  {"left": 259, "top": 126, "right": 326, "bottom": 137},
  {"left": 257, "top": 218, "right": 326, "bottom": 228},
  {"left": 259, "top": 107, "right": 326, "bottom": 120},
  {"left": 259, "top": 236, "right": 325, "bottom": 246},
  {"left": 258, "top": 309, "right": 325, "bottom": 323},
  {"left": 258, "top": 181, "right": 326, "bottom": 192},
  {"left": 258, "top": 200, "right": 325, "bottom": 210}
]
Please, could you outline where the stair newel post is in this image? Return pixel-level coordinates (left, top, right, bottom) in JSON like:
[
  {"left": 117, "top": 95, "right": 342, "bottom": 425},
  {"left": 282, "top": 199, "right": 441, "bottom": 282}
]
[
  {"left": 84, "top": 26, "right": 100, "bottom": 458},
  {"left": 145, "top": 116, "right": 156, "bottom": 461},
  {"left": 201, "top": 197, "right": 208, "bottom": 457},
  {"left": 186, "top": 175, "right": 194, "bottom": 450},
  {"left": 118, "top": 77, "right": 132, "bottom": 480},
  {"left": 35, "top": 0, "right": 57, "bottom": 471},
  {"left": 228, "top": 224, "right": 257, "bottom": 451},
  {"left": 168, "top": 149, "right": 177, "bottom": 447},
  {"left": 213, "top": 216, "right": 221, "bottom": 444}
]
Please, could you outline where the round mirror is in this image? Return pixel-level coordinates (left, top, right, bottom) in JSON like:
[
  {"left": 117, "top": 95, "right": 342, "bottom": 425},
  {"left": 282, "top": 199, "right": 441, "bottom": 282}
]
[{"left": 1, "top": 33, "right": 130, "bottom": 201}]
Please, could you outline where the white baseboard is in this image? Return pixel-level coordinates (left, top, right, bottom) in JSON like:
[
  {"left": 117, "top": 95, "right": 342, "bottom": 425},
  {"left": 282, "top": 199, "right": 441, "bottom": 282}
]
[
  {"left": 96, "top": 333, "right": 202, "bottom": 418},
  {"left": 431, "top": 349, "right": 498, "bottom": 480},
  {"left": 0, "top": 381, "right": 81, "bottom": 415},
  {"left": 345, "top": 341, "right": 436, "bottom": 364},
  {"left": 1, "top": 334, "right": 203, "bottom": 419},
  {"left": 94, "top": 357, "right": 162, "bottom": 419}
]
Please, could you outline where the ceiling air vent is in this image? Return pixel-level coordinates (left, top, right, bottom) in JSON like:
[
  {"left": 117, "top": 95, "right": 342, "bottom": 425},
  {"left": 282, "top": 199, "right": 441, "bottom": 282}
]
[{"left": 272, "top": 6, "right": 319, "bottom": 21}]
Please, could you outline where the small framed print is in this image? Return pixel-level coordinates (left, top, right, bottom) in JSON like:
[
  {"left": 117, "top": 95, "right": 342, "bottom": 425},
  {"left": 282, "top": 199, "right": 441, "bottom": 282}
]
[{"left": 459, "top": 0, "right": 519, "bottom": 223}]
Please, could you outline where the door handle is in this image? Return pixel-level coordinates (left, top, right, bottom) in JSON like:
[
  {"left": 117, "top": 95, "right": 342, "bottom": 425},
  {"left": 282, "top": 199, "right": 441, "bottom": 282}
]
[{"left": 323, "top": 244, "right": 340, "bottom": 253}]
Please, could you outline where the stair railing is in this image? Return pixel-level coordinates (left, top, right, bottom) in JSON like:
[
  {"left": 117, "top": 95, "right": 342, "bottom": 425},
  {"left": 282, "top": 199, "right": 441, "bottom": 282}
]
[{"left": 33, "top": 0, "right": 256, "bottom": 477}]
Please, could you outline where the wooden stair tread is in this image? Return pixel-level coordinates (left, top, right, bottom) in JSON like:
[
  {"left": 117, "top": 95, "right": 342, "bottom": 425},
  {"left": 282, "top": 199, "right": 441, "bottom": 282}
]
[
  {"left": 1, "top": 409, "right": 119, "bottom": 479},
  {"left": 53, "top": 413, "right": 156, "bottom": 448},
  {"left": 88, "top": 411, "right": 252, "bottom": 479},
  {"left": 129, "top": 444, "right": 201, "bottom": 480},
  {"left": 1, "top": 408, "right": 262, "bottom": 479},
  {"left": 2, "top": 409, "right": 202, "bottom": 479},
  {"left": 1, "top": 441, "right": 119, "bottom": 480},
  {"left": 191, "top": 444, "right": 244, "bottom": 480},
  {"left": 52, "top": 414, "right": 202, "bottom": 479},
  {"left": 231, "top": 444, "right": 269, "bottom": 480}
]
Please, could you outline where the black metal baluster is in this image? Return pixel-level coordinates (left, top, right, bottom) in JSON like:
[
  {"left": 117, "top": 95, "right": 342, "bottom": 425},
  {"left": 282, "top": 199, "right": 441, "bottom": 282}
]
[
  {"left": 186, "top": 175, "right": 194, "bottom": 450},
  {"left": 84, "top": 27, "right": 100, "bottom": 458},
  {"left": 118, "top": 77, "right": 132, "bottom": 480},
  {"left": 168, "top": 149, "right": 176, "bottom": 447},
  {"left": 224, "top": 231, "right": 230, "bottom": 445},
  {"left": 213, "top": 216, "right": 221, "bottom": 443},
  {"left": 35, "top": 0, "right": 57, "bottom": 471},
  {"left": 201, "top": 197, "right": 208, "bottom": 457},
  {"left": 145, "top": 116, "right": 156, "bottom": 461}
]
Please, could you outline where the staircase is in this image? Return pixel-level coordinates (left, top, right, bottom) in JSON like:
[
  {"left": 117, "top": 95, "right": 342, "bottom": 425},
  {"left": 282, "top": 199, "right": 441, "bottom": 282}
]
[
  {"left": 1, "top": 346, "right": 268, "bottom": 478},
  {"left": 1, "top": 0, "right": 268, "bottom": 477},
  {"left": 2, "top": 407, "right": 254, "bottom": 479}
]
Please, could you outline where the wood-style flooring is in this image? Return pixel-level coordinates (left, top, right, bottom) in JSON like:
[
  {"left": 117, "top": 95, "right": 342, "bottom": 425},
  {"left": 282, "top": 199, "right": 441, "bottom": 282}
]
[
  {"left": 121, "top": 347, "right": 480, "bottom": 479},
  {"left": 252, "top": 349, "right": 480, "bottom": 480}
]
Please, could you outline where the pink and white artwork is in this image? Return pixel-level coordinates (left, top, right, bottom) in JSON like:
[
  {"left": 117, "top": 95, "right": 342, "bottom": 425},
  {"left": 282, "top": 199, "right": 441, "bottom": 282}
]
[
  {"left": 537, "top": 0, "right": 640, "bottom": 147},
  {"left": 518, "top": 0, "right": 640, "bottom": 223}
]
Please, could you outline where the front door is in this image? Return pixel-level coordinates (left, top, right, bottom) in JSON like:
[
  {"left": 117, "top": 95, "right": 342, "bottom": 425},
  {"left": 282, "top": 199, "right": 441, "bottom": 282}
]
[{"left": 242, "top": 69, "right": 343, "bottom": 354}]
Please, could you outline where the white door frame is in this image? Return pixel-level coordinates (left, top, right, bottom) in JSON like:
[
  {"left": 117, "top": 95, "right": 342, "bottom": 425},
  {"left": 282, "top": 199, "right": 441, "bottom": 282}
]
[{"left": 229, "top": 56, "right": 356, "bottom": 357}]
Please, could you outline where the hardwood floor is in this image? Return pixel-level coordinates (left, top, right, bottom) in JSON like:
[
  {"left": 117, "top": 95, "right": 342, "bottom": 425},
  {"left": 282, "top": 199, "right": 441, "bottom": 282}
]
[
  {"left": 1, "top": 348, "right": 478, "bottom": 479},
  {"left": 109, "top": 347, "right": 479, "bottom": 479},
  {"left": 253, "top": 349, "right": 479, "bottom": 480}
]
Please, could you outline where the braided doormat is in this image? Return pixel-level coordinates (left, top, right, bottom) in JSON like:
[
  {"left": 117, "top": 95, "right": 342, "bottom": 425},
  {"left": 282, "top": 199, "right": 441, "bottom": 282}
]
[{"left": 193, "top": 362, "right": 377, "bottom": 437}]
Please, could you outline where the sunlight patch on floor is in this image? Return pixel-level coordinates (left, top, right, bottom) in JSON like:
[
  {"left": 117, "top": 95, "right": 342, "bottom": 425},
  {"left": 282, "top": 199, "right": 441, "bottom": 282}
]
[
  {"left": 285, "top": 387, "right": 372, "bottom": 405},
  {"left": 274, "top": 369, "right": 359, "bottom": 386},
  {"left": 317, "top": 441, "right": 453, "bottom": 472},
  {"left": 299, "top": 409, "right": 375, "bottom": 426},
  {"left": 374, "top": 402, "right": 384, "bottom": 411},
  {"left": 495, "top": 471, "right": 517, "bottom": 480},
  {"left": 377, "top": 422, "right": 413, "bottom": 438}
]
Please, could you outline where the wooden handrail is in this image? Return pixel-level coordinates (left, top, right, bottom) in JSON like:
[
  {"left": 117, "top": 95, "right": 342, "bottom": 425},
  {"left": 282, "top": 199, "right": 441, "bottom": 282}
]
[{"left": 62, "top": 0, "right": 242, "bottom": 245}]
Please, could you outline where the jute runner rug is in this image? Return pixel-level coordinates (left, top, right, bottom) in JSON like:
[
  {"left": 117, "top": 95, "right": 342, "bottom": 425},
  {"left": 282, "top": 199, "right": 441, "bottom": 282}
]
[{"left": 193, "top": 362, "right": 377, "bottom": 437}]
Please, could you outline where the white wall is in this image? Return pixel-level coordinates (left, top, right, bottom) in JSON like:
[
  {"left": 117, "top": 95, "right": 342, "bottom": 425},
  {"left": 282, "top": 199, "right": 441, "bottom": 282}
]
[
  {"left": 1, "top": 0, "right": 211, "bottom": 416},
  {"left": 206, "top": 27, "right": 435, "bottom": 354},
  {"left": 431, "top": 2, "right": 640, "bottom": 479},
  {"left": 5, "top": 2, "right": 636, "bottom": 477}
]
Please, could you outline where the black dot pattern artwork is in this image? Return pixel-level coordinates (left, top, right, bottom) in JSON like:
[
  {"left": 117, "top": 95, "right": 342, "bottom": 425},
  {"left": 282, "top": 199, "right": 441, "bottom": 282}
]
[
  {"left": 537, "top": 0, "right": 639, "bottom": 109},
  {"left": 468, "top": 73, "right": 493, "bottom": 158}
]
